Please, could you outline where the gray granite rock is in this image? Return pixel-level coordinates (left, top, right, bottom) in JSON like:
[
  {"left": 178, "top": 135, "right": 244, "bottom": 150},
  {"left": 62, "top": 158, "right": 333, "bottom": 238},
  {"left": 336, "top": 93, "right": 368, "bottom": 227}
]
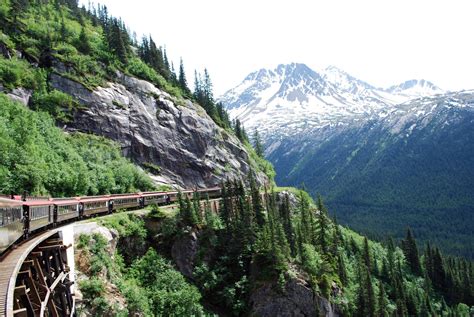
[{"left": 49, "top": 72, "right": 268, "bottom": 189}]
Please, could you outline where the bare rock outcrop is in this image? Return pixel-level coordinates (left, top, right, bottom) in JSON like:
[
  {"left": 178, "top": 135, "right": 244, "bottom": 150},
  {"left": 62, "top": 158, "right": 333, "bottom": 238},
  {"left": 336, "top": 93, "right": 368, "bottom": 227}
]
[
  {"left": 49, "top": 72, "right": 268, "bottom": 188},
  {"left": 249, "top": 272, "right": 341, "bottom": 317},
  {"left": 170, "top": 230, "right": 200, "bottom": 279}
]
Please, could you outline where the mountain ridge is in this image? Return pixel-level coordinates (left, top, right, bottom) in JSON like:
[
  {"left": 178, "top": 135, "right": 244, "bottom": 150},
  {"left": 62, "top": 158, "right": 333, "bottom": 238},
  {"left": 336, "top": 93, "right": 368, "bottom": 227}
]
[{"left": 221, "top": 63, "right": 474, "bottom": 258}]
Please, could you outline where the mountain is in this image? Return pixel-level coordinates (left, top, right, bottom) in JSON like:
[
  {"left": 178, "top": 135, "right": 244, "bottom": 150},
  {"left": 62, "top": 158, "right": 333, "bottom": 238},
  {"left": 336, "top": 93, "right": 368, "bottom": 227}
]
[
  {"left": 0, "top": 1, "right": 270, "bottom": 193},
  {"left": 221, "top": 63, "right": 474, "bottom": 258},
  {"left": 1, "top": 1, "right": 472, "bottom": 315}
]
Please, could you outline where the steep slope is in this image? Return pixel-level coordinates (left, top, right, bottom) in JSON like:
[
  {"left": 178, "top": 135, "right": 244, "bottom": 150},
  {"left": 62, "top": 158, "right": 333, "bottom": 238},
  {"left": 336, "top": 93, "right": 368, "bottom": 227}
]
[
  {"left": 0, "top": 0, "right": 269, "bottom": 191},
  {"left": 48, "top": 70, "right": 267, "bottom": 188},
  {"left": 269, "top": 91, "right": 474, "bottom": 258},
  {"left": 222, "top": 63, "right": 474, "bottom": 258}
]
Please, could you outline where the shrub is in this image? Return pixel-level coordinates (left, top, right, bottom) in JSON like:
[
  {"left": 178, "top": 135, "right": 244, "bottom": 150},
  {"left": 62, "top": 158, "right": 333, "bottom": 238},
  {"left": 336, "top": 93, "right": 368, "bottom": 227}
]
[{"left": 31, "top": 89, "right": 79, "bottom": 122}]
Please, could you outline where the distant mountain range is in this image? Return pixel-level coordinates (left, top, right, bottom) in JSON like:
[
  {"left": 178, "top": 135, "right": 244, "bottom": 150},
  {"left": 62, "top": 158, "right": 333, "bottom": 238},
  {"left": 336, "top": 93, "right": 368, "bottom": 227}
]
[{"left": 221, "top": 63, "right": 474, "bottom": 258}]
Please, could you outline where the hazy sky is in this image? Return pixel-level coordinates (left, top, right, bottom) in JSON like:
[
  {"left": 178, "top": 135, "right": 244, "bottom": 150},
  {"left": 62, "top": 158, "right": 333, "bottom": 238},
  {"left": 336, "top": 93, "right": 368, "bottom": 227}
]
[{"left": 80, "top": 0, "right": 474, "bottom": 95}]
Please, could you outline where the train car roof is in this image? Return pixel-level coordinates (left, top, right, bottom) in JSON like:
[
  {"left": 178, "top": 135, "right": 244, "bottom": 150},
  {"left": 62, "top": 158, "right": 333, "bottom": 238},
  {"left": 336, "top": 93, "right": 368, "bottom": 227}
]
[
  {"left": 0, "top": 197, "right": 24, "bottom": 207},
  {"left": 53, "top": 199, "right": 80, "bottom": 206},
  {"left": 79, "top": 194, "right": 111, "bottom": 199},
  {"left": 23, "top": 200, "right": 53, "bottom": 207},
  {"left": 110, "top": 193, "right": 140, "bottom": 197},
  {"left": 141, "top": 192, "right": 166, "bottom": 197},
  {"left": 111, "top": 194, "right": 140, "bottom": 199},
  {"left": 81, "top": 197, "right": 111, "bottom": 203}
]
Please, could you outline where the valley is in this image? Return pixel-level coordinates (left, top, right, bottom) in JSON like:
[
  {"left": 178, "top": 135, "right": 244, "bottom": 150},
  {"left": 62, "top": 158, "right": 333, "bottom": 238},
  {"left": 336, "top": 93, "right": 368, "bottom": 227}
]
[{"left": 222, "top": 63, "right": 474, "bottom": 258}]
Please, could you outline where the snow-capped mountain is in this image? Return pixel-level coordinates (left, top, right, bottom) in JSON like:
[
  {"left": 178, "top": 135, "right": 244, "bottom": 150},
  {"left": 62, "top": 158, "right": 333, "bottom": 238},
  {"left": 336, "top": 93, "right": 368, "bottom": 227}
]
[
  {"left": 220, "top": 63, "right": 445, "bottom": 141},
  {"left": 220, "top": 63, "right": 474, "bottom": 259}
]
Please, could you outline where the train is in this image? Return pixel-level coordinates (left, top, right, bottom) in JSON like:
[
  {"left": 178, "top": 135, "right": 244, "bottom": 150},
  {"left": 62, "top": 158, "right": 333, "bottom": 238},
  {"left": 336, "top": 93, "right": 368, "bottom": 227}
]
[{"left": 0, "top": 187, "right": 221, "bottom": 256}]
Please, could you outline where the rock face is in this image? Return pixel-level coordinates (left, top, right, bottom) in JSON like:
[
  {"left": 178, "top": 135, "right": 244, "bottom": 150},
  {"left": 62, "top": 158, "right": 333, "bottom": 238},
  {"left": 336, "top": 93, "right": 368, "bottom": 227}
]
[
  {"left": 73, "top": 222, "right": 127, "bottom": 317},
  {"left": 249, "top": 273, "right": 341, "bottom": 317},
  {"left": 0, "top": 85, "right": 32, "bottom": 106},
  {"left": 171, "top": 230, "right": 200, "bottom": 279},
  {"left": 49, "top": 72, "right": 267, "bottom": 188}
]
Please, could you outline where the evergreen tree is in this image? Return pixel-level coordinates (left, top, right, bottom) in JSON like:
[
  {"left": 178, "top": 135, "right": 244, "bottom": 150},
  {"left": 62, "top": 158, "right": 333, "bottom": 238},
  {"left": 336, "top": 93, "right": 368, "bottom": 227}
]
[
  {"left": 108, "top": 19, "right": 128, "bottom": 63},
  {"left": 280, "top": 194, "right": 296, "bottom": 257},
  {"left": 355, "top": 261, "right": 367, "bottom": 317},
  {"left": 77, "top": 26, "right": 92, "bottom": 55},
  {"left": 178, "top": 57, "right": 190, "bottom": 94},
  {"left": 316, "top": 195, "right": 329, "bottom": 256},
  {"left": 179, "top": 194, "right": 198, "bottom": 227},
  {"left": 337, "top": 254, "right": 348, "bottom": 285},
  {"left": 249, "top": 172, "right": 265, "bottom": 227},
  {"left": 298, "top": 190, "right": 313, "bottom": 245},
  {"left": 216, "top": 102, "right": 231, "bottom": 128},
  {"left": 10, "top": 0, "right": 29, "bottom": 25},
  {"left": 60, "top": 17, "right": 68, "bottom": 42},
  {"left": 363, "top": 237, "right": 372, "bottom": 272},
  {"left": 377, "top": 282, "right": 389, "bottom": 317},
  {"left": 192, "top": 191, "right": 202, "bottom": 224},
  {"left": 252, "top": 129, "right": 264, "bottom": 158},
  {"left": 365, "top": 266, "right": 376, "bottom": 317},
  {"left": 402, "top": 228, "right": 422, "bottom": 276}
]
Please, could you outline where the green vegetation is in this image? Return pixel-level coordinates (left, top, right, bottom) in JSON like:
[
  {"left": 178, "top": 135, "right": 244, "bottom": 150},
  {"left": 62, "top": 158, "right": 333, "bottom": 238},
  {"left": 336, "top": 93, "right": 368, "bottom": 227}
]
[
  {"left": 0, "top": 56, "right": 46, "bottom": 90},
  {"left": 31, "top": 89, "right": 82, "bottom": 122},
  {"left": 75, "top": 183, "right": 472, "bottom": 316},
  {"left": 168, "top": 181, "right": 472, "bottom": 316},
  {"left": 77, "top": 213, "right": 206, "bottom": 316},
  {"left": 0, "top": 95, "right": 153, "bottom": 196},
  {"left": 142, "top": 162, "right": 161, "bottom": 175},
  {"left": 271, "top": 118, "right": 474, "bottom": 259},
  {"left": 0, "top": 0, "right": 193, "bottom": 101}
]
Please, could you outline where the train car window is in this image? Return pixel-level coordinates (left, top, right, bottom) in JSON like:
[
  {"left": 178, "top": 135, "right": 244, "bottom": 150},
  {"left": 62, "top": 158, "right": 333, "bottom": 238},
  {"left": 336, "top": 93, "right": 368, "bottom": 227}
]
[
  {"left": 0, "top": 206, "right": 24, "bottom": 226},
  {"left": 32, "top": 206, "right": 49, "bottom": 220}
]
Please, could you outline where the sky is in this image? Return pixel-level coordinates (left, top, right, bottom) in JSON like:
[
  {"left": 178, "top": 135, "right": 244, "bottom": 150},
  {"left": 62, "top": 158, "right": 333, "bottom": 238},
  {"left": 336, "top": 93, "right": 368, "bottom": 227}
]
[{"left": 79, "top": 0, "right": 474, "bottom": 96}]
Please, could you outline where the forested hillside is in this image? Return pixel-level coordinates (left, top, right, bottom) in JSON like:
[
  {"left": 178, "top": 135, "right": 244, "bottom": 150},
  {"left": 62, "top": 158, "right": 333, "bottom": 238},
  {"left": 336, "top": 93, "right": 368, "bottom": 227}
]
[
  {"left": 0, "top": 0, "right": 273, "bottom": 193},
  {"left": 78, "top": 182, "right": 473, "bottom": 316},
  {"left": 268, "top": 99, "right": 474, "bottom": 259},
  {"left": 0, "top": 0, "right": 472, "bottom": 315}
]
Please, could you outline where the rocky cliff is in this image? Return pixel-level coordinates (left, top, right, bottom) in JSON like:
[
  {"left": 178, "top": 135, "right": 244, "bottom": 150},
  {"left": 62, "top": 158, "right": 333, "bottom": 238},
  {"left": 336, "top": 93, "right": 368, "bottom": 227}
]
[
  {"left": 249, "top": 271, "right": 341, "bottom": 317},
  {"left": 46, "top": 70, "right": 267, "bottom": 189}
]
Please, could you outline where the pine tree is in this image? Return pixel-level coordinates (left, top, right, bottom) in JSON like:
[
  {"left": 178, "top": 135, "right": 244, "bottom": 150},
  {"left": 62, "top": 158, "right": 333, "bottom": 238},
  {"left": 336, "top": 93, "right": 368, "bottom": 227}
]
[
  {"left": 402, "top": 228, "right": 422, "bottom": 276},
  {"left": 363, "top": 237, "right": 372, "bottom": 272},
  {"left": 179, "top": 194, "right": 198, "bottom": 227},
  {"left": 298, "top": 190, "right": 313, "bottom": 245},
  {"left": 253, "top": 130, "right": 264, "bottom": 158},
  {"left": 192, "top": 191, "right": 202, "bottom": 224},
  {"left": 249, "top": 172, "right": 265, "bottom": 227},
  {"left": 77, "top": 26, "right": 92, "bottom": 54},
  {"left": 365, "top": 266, "right": 376, "bottom": 317},
  {"left": 355, "top": 261, "right": 367, "bottom": 317},
  {"left": 316, "top": 195, "right": 329, "bottom": 256},
  {"left": 178, "top": 58, "right": 190, "bottom": 94},
  {"left": 234, "top": 119, "right": 244, "bottom": 142},
  {"left": 280, "top": 194, "right": 296, "bottom": 257},
  {"left": 10, "top": 0, "right": 29, "bottom": 25},
  {"left": 108, "top": 19, "right": 128, "bottom": 63},
  {"left": 60, "top": 17, "right": 68, "bottom": 42},
  {"left": 377, "top": 282, "right": 389, "bottom": 317},
  {"left": 216, "top": 102, "right": 231, "bottom": 128},
  {"left": 337, "top": 254, "right": 348, "bottom": 285}
]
